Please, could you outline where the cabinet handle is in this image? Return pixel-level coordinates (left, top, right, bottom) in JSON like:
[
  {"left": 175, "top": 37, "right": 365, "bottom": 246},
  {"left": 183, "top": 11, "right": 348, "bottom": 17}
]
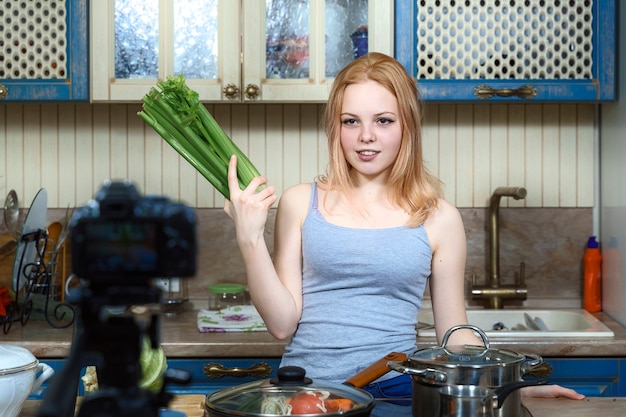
[
  {"left": 223, "top": 84, "right": 240, "bottom": 100},
  {"left": 0, "top": 85, "right": 8, "bottom": 99},
  {"left": 203, "top": 362, "right": 272, "bottom": 379},
  {"left": 523, "top": 362, "right": 554, "bottom": 379},
  {"left": 473, "top": 84, "right": 537, "bottom": 100},
  {"left": 244, "top": 84, "right": 260, "bottom": 100}
]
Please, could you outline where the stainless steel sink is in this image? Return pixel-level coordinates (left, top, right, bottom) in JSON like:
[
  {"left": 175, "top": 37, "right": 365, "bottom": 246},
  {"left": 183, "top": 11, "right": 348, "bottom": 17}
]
[{"left": 416, "top": 309, "right": 614, "bottom": 338}]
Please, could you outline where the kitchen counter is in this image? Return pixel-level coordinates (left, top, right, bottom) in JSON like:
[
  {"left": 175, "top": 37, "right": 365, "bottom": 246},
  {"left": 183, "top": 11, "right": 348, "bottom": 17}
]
[
  {"left": 2, "top": 309, "right": 626, "bottom": 358},
  {"left": 18, "top": 397, "right": 626, "bottom": 417}
]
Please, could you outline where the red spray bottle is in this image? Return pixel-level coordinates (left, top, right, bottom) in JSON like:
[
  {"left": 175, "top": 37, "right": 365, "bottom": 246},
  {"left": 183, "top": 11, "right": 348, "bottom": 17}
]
[{"left": 583, "top": 236, "right": 602, "bottom": 313}]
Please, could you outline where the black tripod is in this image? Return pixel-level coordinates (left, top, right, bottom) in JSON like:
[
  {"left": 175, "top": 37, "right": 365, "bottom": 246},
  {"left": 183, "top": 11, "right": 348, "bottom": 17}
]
[{"left": 37, "top": 283, "right": 190, "bottom": 417}]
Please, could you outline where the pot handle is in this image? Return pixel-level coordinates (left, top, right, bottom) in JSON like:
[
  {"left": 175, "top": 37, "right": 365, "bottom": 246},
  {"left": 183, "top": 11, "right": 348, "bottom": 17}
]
[
  {"left": 441, "top": 324, "right": 490, "bottom": 349},
  {"left": 387, "top": 360, "right": 448, "bottom": 384},
  {"left": 31, "top": 363, "right": 55, "bottom": 394},
  {"left": 493, "top": 379, "right": 548, "bottom": 408},
  {"left": 344, "top": 351, "right": 408, "bottom": 388}
]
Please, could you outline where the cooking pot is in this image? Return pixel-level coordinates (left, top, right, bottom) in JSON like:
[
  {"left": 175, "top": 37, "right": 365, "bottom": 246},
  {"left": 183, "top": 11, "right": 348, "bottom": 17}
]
[
  {"left": 0, "top": 344, "right": 55, "bottom": 417},
  {"left": 388, "top": 325, "right": 544, "bottom": 417},
  {"left": 439, "top": 380, "right": 546, "bottom": 417},
  {"left": 205, "top": 352, "right": 407, "bottom": 417}
]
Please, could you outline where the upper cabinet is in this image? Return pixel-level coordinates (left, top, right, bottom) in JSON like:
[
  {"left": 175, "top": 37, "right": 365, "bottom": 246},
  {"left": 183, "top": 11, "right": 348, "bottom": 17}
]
[
  {"left": 395, "top": 0, "right": 616, "bottom": 102},
  {"left": 90, "top": 0, "right": 393, "bottom": 103},
  {"left": 0, "top": 0, "right": 88, "bottom": 102}
]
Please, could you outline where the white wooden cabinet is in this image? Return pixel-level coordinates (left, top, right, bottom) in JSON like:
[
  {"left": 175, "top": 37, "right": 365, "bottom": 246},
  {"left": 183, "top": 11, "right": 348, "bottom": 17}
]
[{"left": 90, "top": 0, "right": 393, "bottom": 103}]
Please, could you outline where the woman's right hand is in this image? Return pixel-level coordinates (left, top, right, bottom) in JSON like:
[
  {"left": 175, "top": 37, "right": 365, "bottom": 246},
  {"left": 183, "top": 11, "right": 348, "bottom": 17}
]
[{"left": 223, "top": 155, "right": 277, "bottom": 243}]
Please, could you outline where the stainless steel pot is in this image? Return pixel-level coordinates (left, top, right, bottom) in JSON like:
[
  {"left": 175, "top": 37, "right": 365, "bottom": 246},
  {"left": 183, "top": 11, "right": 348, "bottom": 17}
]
[
  {"left": 388, "top": 325, "right": 544, "bottom": 417},
  {"left": 439, "top": 380, "right": 546, "bottom": 417}
]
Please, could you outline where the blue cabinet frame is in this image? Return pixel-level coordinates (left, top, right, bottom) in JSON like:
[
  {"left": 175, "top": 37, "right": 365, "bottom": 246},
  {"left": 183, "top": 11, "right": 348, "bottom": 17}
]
[
  {"left": 0, "top": 0, "right": 88, "bottom": 102},
  {"left": 394, "top": 0, "right": 616, "bottom": 102}
]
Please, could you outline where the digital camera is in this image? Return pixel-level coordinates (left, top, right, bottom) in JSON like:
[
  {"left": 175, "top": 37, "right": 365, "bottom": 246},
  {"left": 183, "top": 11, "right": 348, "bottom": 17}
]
[{"left": 70, "top": 180, "right": 196, "bottom": 283}]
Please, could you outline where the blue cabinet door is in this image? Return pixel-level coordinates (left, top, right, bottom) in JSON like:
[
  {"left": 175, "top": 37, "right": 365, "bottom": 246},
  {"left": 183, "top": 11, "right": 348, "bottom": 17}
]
[
  {"left": 0, "top": 0, "right": 88, "bottom": 102},
  {"left": 394, "top": 0, "right": 616, "bottom": 102},
  {"left": 542, "top": 358, "right": 622, "bottom": 397}
]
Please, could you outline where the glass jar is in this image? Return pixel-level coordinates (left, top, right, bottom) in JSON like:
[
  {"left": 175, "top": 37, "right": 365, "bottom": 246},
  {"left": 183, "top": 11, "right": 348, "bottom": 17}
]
[{"left": 208, "top": 283, "right": 246, "bottom": 311}]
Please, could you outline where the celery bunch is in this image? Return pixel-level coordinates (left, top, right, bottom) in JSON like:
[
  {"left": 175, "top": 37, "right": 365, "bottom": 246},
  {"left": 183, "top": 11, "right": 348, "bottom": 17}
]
[{"left": 138, "top": 75, "right": 261, "bottom": 199}]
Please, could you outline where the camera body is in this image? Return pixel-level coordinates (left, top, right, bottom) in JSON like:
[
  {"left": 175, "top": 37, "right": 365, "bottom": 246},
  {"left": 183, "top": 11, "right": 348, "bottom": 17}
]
[{"left": 70, "top": 180, "right": 196, "bottom": 283}]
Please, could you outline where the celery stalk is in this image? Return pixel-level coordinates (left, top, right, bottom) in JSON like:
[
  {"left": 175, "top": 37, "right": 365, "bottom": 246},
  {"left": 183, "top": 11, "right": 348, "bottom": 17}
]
[{"left": 137, "top": 75, "right": 263, "bottom": 199}]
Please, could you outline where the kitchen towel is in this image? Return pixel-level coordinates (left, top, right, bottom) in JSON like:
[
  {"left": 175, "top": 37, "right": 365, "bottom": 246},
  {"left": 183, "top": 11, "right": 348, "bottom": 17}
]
[{"left": 197, "top": 305, "right": 266, "bottom": 332}]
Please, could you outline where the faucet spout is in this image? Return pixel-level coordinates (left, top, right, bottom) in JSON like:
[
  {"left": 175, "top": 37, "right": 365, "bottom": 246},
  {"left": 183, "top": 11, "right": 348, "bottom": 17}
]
[
  {"left": 489, "top": 187, "right": 527, "bottom": 287},
  {"left": 472, "top": 186, "right": 528, "bottom": 309}
]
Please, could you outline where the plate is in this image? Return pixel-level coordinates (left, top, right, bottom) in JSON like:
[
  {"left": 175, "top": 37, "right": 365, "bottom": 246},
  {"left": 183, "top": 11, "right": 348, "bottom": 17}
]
[{"left": 12, "top": 188, "right": 47, "bottom": 292}]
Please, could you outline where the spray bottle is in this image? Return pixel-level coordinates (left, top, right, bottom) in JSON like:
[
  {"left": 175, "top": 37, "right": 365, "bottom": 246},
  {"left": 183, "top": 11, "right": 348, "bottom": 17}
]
[{"left": 583, "top": 236, "right": 602, "bottom": 313}]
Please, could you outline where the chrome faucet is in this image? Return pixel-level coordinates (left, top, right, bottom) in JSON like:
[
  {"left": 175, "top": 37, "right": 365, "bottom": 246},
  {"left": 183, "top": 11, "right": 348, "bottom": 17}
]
[{"left": 472, "top": 187, "right": 528, "bottom": 309}]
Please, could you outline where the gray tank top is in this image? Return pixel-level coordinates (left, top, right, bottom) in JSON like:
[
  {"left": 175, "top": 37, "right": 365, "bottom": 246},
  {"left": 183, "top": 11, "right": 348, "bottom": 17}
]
[{"left": 280, "top": 183, "right": 432, "bottom": 383}]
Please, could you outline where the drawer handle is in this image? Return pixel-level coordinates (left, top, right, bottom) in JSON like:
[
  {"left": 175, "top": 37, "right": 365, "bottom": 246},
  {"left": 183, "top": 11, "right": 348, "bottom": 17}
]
[
  {"left": 474, "top": 84, "right": 537, "bottom": 100},
  {"left": 0, "top": 84, "right": 8, "bottom": 99},
  {"left": 203, "top": 362, "right": 272, "bottom": 379}
]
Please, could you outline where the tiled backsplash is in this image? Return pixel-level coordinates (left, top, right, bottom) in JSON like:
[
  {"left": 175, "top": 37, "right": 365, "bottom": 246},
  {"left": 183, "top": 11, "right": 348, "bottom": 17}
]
[{"left": 0, "top": 205, "right": 589, "bottom": 309}]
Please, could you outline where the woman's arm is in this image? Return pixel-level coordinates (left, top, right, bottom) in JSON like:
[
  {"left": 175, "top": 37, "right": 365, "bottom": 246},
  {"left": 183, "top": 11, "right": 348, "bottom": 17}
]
[
  {"left": 424, "top": 199, "right": 478, "bottom": 346},
  {"left": 223, "top": 155, "right": 306, "bottom": 339}
]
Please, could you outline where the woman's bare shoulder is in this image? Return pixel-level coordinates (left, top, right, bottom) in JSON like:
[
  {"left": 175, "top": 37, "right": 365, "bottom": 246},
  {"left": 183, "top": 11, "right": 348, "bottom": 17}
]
[{"left": 277, "top": 183, "right": 313, "bottom": 218}]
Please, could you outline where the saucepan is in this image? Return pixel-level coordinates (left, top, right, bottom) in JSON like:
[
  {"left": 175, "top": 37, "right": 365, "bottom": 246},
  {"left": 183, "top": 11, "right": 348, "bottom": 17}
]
[
  {"left": 438, "top": 380, "right": 547, "bottom": 417},
  {"left": 388, "top": 325, "right": 548, "bottom": 417},
  {"left": 204, "top": 352, "right": 407, "bottom": 416}
]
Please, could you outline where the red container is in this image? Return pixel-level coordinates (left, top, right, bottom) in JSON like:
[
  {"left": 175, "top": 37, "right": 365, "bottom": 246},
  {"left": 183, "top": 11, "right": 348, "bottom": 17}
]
[{"left": 583, "top": 236, "right": 602, "bottom": 313}]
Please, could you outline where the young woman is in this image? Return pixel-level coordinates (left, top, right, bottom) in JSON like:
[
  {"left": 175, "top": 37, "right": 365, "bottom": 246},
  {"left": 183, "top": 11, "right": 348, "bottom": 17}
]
[{"left": 224, "top": 52, "right": 583, "bottom": 403}]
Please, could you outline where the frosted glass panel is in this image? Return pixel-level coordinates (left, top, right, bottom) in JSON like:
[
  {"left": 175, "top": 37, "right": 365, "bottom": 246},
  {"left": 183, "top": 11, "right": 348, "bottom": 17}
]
[
  {"left": 325, "top": 0, "right": 368, "bottom": 77},
  {"left": 266, "top": 0, "right": 310, "bottom": 79},
  {"left": 114, "top": 0, "right": 159, "bottom": 79},
  {"left": 173, "top": 0, "right": 218, "bottom": 79}
]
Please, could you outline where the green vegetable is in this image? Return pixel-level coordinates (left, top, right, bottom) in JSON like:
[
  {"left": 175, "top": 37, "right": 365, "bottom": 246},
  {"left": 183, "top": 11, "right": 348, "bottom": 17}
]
[
  {"left": 138, "top": 75, "right": 262, "bottom": 199},
  {"left": 139, "top": 338, "right": 167, "bottom": 392}
]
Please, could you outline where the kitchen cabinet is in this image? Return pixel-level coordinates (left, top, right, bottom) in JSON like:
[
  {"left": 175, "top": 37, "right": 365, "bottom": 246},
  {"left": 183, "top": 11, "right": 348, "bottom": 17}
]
[
  {"left": 394, "top": 0, "right": 616, "bottom": 102},
  {"left": 90, "top": 0, "right": 393, "bottom": 103},
  {"left": 0, "top": 0, "right": 89, "bottom": 102},
  {"left": 31, "top": 358, "right": 281, "bottom": 399},
  {"left": 543, "top": 358, "right": 626, "bottom": 397}
]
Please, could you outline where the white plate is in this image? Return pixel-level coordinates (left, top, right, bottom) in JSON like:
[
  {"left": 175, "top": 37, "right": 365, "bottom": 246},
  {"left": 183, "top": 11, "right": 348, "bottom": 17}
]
[{"left": 12, "top": 188, "right": 47, "bottom": 292}]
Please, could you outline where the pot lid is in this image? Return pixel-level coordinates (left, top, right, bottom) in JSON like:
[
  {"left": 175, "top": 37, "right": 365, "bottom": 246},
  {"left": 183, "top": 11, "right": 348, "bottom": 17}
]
[
  {"left": 205, "top": 366, "right": 374, "bottom": 416},
  {"left": 0, "top": 344, "right": 39, "bottom": 375},
  {"left": 409, "top": 325, "right": 526, "bottom": 367}
]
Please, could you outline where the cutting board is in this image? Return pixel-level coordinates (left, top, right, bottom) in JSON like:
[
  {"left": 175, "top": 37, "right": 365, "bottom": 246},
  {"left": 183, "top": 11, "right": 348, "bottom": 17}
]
[
  {"left": 167, "top": 395, "right": 206, "bottom": 417},
  {"left": 523, "top": 397, "right": 626, "bottom": 417}
]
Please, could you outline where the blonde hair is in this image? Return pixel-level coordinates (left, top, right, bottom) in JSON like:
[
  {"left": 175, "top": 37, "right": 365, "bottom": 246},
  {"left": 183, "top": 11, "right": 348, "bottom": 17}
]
[{"left": 319, "top": 52, "right": 443, "bottom": 227}]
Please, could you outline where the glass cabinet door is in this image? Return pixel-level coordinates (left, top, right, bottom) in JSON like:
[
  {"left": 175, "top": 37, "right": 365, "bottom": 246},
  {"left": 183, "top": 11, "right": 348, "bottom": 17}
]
[
  {"left": 91, "top": 0, "right": 392, "bottom": 102},
  {"left": 242, "top": 0, "right": 392, "bottom": 102},
  {"left": 91, "top": 0, "right": 239, "bottom": 102}
]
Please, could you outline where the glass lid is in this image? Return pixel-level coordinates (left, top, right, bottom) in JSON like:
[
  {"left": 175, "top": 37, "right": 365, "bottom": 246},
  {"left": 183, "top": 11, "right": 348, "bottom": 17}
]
[
  {"left": 409, "top": 324, "right": 525, "bottom": 367},
  {"left": 205, "top": 366, "right": 374, "bottom": 415}
]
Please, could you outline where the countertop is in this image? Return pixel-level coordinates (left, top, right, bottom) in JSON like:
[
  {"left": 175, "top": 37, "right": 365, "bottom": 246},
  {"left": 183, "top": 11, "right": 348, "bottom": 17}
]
[
  {"left": 2, "top": 309, "right": 626, "bottom": 359},
  {"left": 18, "top": 397, "right": 626, "bottom": 417}
]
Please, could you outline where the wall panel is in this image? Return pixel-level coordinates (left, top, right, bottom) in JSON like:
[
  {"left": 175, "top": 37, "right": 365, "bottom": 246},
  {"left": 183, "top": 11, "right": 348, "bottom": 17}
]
[{"left": 0, "top": 103, "right": 595, "bottom": 209}]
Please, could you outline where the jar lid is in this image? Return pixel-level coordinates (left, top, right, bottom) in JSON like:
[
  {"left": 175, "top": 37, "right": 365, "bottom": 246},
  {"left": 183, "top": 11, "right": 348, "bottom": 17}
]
[
  {"left": 0, "top": 344, "right": 39, "bottom": 375},
  {"left": 208, "top": 283, "right": 246, "bottom": 294}
]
